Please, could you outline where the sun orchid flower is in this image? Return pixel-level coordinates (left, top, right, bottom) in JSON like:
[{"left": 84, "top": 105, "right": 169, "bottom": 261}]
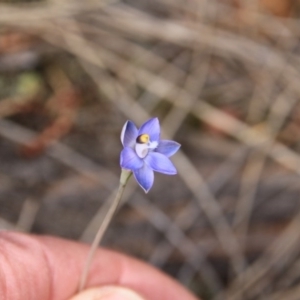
[{"left": 120, "top": 117, "right": 180, "bottom": 193}]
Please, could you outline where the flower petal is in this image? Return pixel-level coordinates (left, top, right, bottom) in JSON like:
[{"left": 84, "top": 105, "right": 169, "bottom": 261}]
[
  {"left": 156, "top": 140, "right": 181, "bottom": 157},
  {"left": 145, "top": 152, "right": 177, "bottom": 175},
  {"left": 121, "top": 120, "right": 138, "bottom": 148},
  {"left": 120, "top": 147, "right": 143, "bottom": 170},
  {"left": 138, "top": 118, "right": 160, "bottom": 142},
  {"left": 134, "top": 164, "right": 154, "bottom": 193}
]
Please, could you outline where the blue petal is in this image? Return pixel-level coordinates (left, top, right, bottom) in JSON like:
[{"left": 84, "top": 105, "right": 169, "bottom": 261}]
[
  {"left": 133, "top": 164, "right": 154, "bottom": 193},
  {"left": 121, "top": 120, "right": 138, "bottom": 148},
  {"left": 156, "top": 140, "right": 181, "bottom": 157},
  {"left": 145, "top": 152, "right": 177, "bottom": 175},
  {"left": 138, "top": 118, "right": 160, "bottom": 142},
  {"left": 120, "top": 147, "right": 143, "bottom": 170}
]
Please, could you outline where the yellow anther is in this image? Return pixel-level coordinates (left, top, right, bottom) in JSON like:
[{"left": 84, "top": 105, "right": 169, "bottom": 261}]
[{"left": 136, "top": 134, "right": 150, "bottom": 144}]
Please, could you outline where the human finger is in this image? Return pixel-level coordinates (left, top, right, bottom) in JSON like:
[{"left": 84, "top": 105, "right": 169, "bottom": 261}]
[{"left": 0, "top": 232, "right": 199, "bottom": 300}]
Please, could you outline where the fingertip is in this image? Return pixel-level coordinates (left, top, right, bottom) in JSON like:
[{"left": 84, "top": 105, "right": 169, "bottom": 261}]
[{"left": 69, "top": 286, "right": 146, "bottom": 300}]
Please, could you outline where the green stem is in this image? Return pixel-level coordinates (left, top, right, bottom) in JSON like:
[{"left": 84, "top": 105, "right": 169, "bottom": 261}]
[{"left": 78, "top": 169, "right": 132, "bottom": 292}]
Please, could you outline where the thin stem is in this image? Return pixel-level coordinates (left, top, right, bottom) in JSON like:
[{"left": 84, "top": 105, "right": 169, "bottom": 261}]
[{"left": 78, "top": 169, "right": 131, "bottom": 292}]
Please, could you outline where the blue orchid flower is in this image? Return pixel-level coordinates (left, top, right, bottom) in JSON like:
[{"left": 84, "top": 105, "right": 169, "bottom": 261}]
[{"left": 120, "top": 118, "right": 180, "bottom": 193}]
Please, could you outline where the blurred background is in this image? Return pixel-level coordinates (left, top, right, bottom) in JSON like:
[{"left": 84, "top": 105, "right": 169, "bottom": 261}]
[{"left": 1, "top": 0, "right": 300, "bottom": 299}]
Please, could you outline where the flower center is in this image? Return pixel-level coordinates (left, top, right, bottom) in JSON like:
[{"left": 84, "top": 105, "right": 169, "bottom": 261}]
[
  {"left": 135, "top": 134, "right": 158, "bottom": 158},
  {"left": 135, "top": 143, "right": 149, "bottom": 158},
  {"left": 136, "top": 134, "right": 150, "bottom": 144}
]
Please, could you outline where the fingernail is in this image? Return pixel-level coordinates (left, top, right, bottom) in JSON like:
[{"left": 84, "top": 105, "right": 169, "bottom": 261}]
[{"left": 69, "top": 286, "right": 146, "bottom": 300}]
